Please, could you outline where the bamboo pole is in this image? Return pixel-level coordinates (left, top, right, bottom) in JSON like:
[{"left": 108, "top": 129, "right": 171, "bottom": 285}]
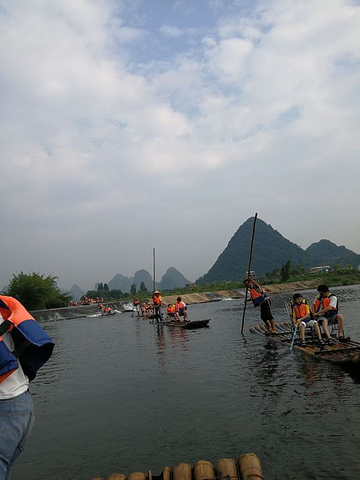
[
  {"left": 148, "top": 466, "right": 171, "bottom": 480},
  {"left": 173, "top": 463, "right": 192, "bottom": 480},
  {"left": 238, "top": 454, "right": 264, "bottom": 480},
  {"left": 193, "top": 460, "right": 215, "bottom": 480},
  {"left": 153, "top": 248, "right": 156, "bottom": 293},
  {"left": 240, "top": 213, "right": 258, "bottom": 335},
  {"left": 163, "top": 466, "right": 172, "bottom": 480},
  {"left": 128, "top": 473, "right": 147, "bottom": 480},
  {"left": 215, "top": 458, "right": 238, "bottom": 480}
]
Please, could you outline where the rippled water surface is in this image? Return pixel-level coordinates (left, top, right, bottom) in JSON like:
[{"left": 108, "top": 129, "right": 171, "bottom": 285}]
[{"left": 12, "top": 286, "right": 360, "bottom": 480}]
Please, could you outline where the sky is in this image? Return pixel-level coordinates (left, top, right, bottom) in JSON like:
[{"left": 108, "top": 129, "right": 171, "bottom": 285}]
[{"left": 1, "top": 0, "right": 360, "bottom": 292}]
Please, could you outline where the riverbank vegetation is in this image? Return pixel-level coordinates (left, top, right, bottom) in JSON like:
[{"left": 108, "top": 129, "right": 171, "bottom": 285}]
[
  {"left": 4, "top": 263, "right": 360, "bottom": 310},
  {"left": 83, "top": 263, "right": 360, "bottom": 302},
  {"left": 7, "top": 272, "right": 71, "bottom": 310}
]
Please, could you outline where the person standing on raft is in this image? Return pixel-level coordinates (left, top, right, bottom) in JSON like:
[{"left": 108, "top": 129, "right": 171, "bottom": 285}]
[
  {"left": 133, "top": 297, "right": 140, "bottom": 317},
  {"left": 153, "top": 290, "right": 163, "bottom": 324},
  {"left": 244, "top": 276, "right": 276, "bottom": 334}
]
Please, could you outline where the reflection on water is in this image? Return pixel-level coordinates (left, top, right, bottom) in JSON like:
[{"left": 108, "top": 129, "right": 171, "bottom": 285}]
[{"left": 11, "top": 286, "right": 360, "bottom": 480}]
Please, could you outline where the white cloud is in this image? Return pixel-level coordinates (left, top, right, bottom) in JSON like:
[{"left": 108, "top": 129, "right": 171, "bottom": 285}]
[
  {"left": 1, "top": 0, "right": 360, "bottom": 290},
  {"left": 206, "top": 37, "right": 254, "bottom": 84},
  {"left": 160, "top": 25, "right": 184, "bottom": 37}
]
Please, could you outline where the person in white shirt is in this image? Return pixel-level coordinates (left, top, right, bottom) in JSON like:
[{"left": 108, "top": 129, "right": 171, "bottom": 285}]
[
  {"left": 0, "top": 296, "right": 54, "bottom": 480},
  {"left": 0, "top": 313, "right": 34, "bottom": 480}
]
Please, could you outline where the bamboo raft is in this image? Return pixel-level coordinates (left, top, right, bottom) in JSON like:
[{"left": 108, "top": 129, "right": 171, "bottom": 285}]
[
  {"left": 249, "top": 321, "right": 360, "bottom": 370},
  {"left": 91, "top": 454, "right": 264, "bottom": 480},
  {"left": 166, "top": 319, "right": 211, "bottom": 329},
  {"left": 150, "top": 319, "right": 211, "bottom": 329}
]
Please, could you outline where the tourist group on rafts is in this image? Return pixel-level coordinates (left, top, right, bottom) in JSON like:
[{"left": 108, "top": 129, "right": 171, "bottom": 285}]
[
  {"left": 132, "top": 291, "right": 210, "bottom": 329},
  {"left": 245, "top": 275, "right": 360, "bottom": 371}
]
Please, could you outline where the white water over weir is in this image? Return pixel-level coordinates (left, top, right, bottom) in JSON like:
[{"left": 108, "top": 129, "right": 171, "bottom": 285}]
[{"left": 30, "top": 302, "right": 127, "bottom": 322}]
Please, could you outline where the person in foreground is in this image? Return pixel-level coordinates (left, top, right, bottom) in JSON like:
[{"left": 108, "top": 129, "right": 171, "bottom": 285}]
[
  {"left": 0, "top": 296, "right": 54, "bottom": 480},
  {"left": 291, "top": 293, "right": 324, "bottom": 348},
  {"left": 244, "top": 276, "right": 276, "bottom": 334},
  {"left": 311, "top": 285, "right": 349, "bottom": 344}
]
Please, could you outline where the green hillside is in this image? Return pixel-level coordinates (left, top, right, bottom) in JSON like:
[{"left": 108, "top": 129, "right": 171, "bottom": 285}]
[
  {"left": 196, "top": 217, "right": 360, "bottom": 284},
  {"left": 158, "top": 267, "right": 191, "bottom": 290},
  {"left": 306, "top": 239, "right": 360, "bottom": 267}
]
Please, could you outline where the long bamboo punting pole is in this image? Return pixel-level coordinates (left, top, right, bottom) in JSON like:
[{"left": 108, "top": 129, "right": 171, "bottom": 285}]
[
  {"left": 153, "top": 248, "right": 156, "bottom": 293},
  {"left": 240, "top": 213, "right": 258, "bottom": 335}
]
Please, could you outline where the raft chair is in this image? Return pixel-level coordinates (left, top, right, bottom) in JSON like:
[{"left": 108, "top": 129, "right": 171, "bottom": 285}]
[{"left": 316, "top": 315, "right": 348, "bottom": 344}]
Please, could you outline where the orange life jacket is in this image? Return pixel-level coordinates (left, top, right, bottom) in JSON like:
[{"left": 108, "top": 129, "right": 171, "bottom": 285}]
[
  {"left": 167, "top": 305, "right": 175, "bottom": 314},
  {"left": 176, "top": 301, "right": 186, "bottom": 311},
  {"left": 314, "top": 293, "right": 338, "bottom": 317},
  {"left": 0, "top": 296, "right": 54, "bottom": 383},
  {"left": 249, "top": 287, "right": 267, "bottom": 307},
  {"left": 292, "top": 300, "right": 310, "bottom": 320},
  {"left": 153, "top": 294, "right": 162, "bottom": 306}
]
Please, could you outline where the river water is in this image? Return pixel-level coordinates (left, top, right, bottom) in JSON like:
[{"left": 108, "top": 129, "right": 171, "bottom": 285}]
[{"left": 11, "top": 285, "right": 360, "bottom": 480}]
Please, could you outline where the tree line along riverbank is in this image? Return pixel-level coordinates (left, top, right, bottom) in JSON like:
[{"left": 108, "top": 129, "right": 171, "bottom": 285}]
[{"left": 30, "top": 278, "right": 359, "bottom": 322}]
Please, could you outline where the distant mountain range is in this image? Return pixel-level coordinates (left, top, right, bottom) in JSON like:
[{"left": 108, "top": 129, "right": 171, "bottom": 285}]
[
  {"left": 196, "top": 217, "right": 360, "bottom": 284},
  {"left": 67, "top": 216, "right": 360, "bottom": 300},
  {"left": 69, "top": 267, "right": 191, "bottom": 301}
]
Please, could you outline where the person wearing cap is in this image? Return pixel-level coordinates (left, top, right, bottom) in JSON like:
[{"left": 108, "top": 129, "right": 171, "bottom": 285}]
[
  {"left": 153, "top": 290, "right": 163, "bottom": 323},
  {"left": 292, "top": 293, "right": 324, "bottom": 348},
  {"left": 244, "top": 276, "right": 276, "bottom": 334}
]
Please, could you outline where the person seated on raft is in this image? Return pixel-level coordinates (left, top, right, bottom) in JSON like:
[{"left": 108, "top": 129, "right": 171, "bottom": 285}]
[
  {"left": 166, "top": 304, "right": 176, "bottom": 321},
  {"left": 175, "top": 296, "right": 188, "bottom": 322},
  {"left": 144, "top": 302, "right": 153, "bottom": 318},
  {"left": 292, "top": 293, "right": 324, "bottom": 348},
  {"left": 310, "top": 284, "right": 349, "bottom": 344}
]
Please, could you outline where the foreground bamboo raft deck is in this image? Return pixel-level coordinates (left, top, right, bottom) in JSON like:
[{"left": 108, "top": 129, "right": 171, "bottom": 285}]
[{"left": 91, "top": 454, "right": 264, "bottom": 480}]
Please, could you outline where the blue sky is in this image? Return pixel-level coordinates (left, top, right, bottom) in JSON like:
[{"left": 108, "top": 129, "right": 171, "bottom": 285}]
[{"left": 1, "top": 0, "right": 359, "bottom": 292}]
